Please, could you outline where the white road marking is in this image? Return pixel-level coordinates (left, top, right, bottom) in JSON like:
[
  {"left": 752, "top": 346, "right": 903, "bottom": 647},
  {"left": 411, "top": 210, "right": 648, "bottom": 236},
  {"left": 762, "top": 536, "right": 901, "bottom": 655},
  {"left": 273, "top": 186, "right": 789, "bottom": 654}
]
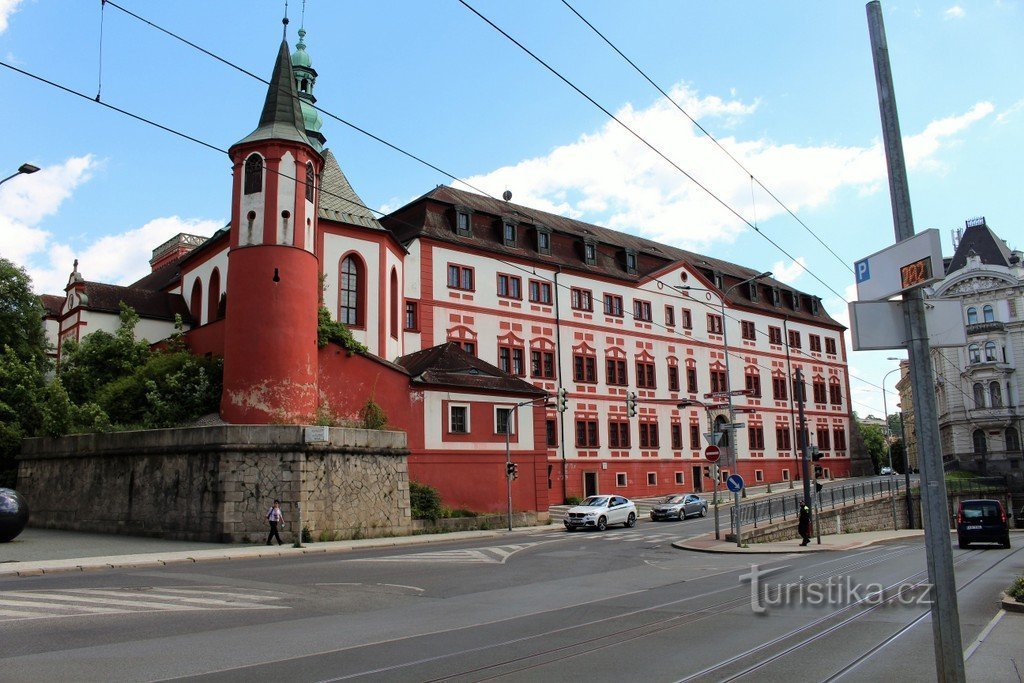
[{"left": 351, "top": 543, "right": 543, "bottom": 564}]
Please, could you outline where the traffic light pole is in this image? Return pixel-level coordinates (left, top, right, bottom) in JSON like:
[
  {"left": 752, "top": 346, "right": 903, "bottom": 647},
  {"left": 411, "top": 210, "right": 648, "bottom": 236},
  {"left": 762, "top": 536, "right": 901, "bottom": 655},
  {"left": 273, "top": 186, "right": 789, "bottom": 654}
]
[
  {"left": 708, "top": 407, "right": 721, "bottom": 540},
  {"left": 506, "top": 395, "right": 552, "bottom": 532},
  {"left": 867, "top": 4, "right": 964, "bottom": 679}
]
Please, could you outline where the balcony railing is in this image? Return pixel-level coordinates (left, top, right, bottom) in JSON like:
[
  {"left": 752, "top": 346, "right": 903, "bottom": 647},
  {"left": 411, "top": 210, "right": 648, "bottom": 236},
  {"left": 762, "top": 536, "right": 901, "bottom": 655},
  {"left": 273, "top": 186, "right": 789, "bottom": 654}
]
[{"left": 966, "top": 321, "right": 1005, "bottom": 335}]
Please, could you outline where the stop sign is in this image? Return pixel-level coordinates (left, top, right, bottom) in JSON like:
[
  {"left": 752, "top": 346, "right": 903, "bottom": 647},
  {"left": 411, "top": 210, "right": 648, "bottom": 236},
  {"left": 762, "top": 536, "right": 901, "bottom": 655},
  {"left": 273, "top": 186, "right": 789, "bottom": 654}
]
[{"left": 704, "top": 445, "right": 721, "bottom": 462}]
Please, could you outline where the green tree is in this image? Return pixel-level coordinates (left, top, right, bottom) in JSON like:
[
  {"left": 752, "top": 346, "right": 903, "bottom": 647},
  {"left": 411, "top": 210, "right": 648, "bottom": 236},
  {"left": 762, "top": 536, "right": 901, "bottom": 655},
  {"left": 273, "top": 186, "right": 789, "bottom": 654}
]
[
  {"left": 59, "top": 303, "right": 151, "bottom": 405},
  {"left": 0, "top": 258, "right": 49, "bottom": 367},
  {"left": 860, "top": 423, "right": 888, "bottom": 473}
]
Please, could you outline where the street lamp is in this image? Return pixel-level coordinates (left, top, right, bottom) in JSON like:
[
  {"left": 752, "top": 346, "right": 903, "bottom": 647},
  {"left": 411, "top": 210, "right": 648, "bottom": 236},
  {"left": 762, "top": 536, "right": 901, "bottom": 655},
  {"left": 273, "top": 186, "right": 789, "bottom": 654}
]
[
  {"left": 881, "top": 358, "right": 902, "bottom": 474},
  {"left": 0, "top": 163, "right": 40, "bottom": 187},
  {"left": 678, "top": 398, "right": 728, "bottom": 539},
  {"left": 884, "top": 356, "right": 914, "bottom": 527}
]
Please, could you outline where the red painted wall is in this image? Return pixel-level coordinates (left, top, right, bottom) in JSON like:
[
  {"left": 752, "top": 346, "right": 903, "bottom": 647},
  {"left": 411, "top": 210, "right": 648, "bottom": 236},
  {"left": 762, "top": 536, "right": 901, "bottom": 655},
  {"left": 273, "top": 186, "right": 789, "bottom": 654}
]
[{"left": 185, "top": 318, "right": 225, "bottom": 358}]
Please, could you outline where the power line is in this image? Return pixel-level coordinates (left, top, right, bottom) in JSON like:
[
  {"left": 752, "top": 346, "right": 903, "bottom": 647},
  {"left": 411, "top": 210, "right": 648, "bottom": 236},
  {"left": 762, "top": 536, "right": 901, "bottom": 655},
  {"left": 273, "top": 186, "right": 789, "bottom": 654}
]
[
  {"left": 558, "top": 0, "right": 855, "bottom": 277},
  {"left": 457, "top": 0, "right": 848, "bottom": 303}
]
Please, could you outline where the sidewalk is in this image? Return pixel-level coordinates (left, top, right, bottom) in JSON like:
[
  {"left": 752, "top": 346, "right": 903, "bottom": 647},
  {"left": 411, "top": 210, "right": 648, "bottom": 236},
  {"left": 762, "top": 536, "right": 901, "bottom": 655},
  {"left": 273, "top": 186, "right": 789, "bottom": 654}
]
[
  {"left": 673, "top": 529, "right": 926, "bottom": 553},
  {"left": 965, "top": 608, "right": 1024, "bottom": 681}
]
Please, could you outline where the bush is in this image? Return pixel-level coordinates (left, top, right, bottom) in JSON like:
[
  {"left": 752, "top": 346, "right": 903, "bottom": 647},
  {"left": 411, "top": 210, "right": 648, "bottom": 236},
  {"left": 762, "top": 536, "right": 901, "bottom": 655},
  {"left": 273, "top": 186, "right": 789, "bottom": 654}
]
[
  {"left": 1008, "top": 575, "right": 1024, "bottom": 602},
  {"left": 565, "top": 496, "right": 583, "bottom": 506},
  {"left": 359, "top": 398, "right": 388, "bottom": 430},
  {"left": 410, "top": 481, "right": 442, "bottom": 521}
]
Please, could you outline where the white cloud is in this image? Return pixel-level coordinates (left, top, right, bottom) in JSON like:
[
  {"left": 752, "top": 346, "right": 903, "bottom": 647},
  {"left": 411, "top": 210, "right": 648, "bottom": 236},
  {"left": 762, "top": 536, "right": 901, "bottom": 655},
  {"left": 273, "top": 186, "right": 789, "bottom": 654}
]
[
  {"left": 0, "top": 0, "right": 21, "bottom": 34},
  {"left": 770, "top": 257, "right": 806, "bottom": 285},
  {"left": 455, "top": 84, "right": 992, "bottom": 254},
  {"left": 996, "top": 98, "right": 1024, "bottom": 124},
  {"left": 943, "top": 6, "right": 966, "bottom": 19}
]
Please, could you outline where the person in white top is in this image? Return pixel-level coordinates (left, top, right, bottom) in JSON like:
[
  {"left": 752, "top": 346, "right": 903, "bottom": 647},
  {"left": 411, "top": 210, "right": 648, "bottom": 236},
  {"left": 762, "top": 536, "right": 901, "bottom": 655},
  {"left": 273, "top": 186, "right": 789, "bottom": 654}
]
[{"left": 266, "top": 499, "right": 284, "bottom": 545}]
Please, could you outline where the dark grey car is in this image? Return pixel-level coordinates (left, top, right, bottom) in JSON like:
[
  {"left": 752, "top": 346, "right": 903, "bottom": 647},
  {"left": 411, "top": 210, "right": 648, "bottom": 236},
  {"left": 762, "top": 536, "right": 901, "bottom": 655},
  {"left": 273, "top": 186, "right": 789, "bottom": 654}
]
[{"left": 650, "top": 494, "right": 707, "bottom": 521}]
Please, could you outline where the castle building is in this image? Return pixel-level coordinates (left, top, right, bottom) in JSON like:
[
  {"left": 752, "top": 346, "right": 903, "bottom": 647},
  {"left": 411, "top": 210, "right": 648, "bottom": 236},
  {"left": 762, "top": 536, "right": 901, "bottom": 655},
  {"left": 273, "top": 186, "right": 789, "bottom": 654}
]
[{"left": 42, "top": 32, "right": 854, "bottom": 512}]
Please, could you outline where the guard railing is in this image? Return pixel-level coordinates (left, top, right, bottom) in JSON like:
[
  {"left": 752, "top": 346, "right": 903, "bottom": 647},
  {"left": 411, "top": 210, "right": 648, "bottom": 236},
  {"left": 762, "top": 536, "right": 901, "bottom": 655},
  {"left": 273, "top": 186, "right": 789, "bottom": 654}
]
[{"left": 730, "top": 478, "right": 905, "bottom": 530}]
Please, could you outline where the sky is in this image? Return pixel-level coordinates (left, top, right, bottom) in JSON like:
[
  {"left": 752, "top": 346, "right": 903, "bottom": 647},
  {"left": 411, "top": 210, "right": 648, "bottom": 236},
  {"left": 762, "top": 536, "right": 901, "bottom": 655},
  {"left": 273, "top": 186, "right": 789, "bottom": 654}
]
[{"left": 1, "top": 0, "right": 1021, "bottom": 420}]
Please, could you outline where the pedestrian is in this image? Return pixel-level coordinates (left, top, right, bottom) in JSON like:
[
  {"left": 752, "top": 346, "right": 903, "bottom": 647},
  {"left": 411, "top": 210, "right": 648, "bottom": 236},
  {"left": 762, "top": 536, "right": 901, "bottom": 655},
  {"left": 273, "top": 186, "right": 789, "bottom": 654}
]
[
  {"left": 266, "top": 499, "right": 284, "bottom": 545},
  {"left": 798, "top": 503, "right": 811, "bottom": 546}
]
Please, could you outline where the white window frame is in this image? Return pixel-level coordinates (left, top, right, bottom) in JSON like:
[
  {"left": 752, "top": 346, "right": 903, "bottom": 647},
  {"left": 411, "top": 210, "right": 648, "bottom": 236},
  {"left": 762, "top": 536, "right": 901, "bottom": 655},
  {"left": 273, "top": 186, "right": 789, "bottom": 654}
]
[
  {"left": 449, "top": 404, "right": 470, "bottom": 434},
  {"left": 494, "top": 406, "right": 515, "bottom": 435},
  {"left": 615, "top": 472, "right": 627, "bottom": 487}
]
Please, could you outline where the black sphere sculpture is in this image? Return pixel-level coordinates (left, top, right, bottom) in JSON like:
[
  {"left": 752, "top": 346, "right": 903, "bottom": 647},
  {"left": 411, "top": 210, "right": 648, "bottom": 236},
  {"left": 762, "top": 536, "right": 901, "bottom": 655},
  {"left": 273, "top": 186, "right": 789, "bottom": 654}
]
[{"left": 0, "top": 488, "right": 29, "bottom": 542}]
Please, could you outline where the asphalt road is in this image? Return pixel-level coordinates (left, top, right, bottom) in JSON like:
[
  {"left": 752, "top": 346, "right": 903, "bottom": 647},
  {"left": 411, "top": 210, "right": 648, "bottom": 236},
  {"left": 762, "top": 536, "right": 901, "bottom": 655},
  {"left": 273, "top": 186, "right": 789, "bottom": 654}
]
[{"left": 0, "top": 505, "right": 1019, "bottom": 682}]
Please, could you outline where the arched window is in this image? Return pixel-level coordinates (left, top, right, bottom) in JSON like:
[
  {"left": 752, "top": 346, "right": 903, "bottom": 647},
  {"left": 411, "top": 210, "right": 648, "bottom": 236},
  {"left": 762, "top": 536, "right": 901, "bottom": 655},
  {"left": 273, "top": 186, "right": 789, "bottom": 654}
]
[
  {"left": 982, "top": 304, "right": 994, "bottom": 322},
  {"left": 966, "top": 307, "right": 977, "bottom": 325},
  {"left": 339, "top": 255, "right": 363, "bottom": 327},
  {"left": 207, "top": 268, "right": 221, "bottom": 322},
  {"left": 968, "top": 344, "right": 980, "bottom": 364},
  {"left": 389, "top": 268, "right": 399, "bottom": 339},
  {"left": 189, "top": 279, "right": 203, "bottom": 323},
  {"left": 305, "top": 162, "right": 315, "bottom": 202},
  {"left": 990, "top": 381, "right": 1002, "bottom": 407},
  {"left": 985, "top": 341, "right": 997, "bottom": 361},
  {"left": 972, "top": 429, "right": 987, "bottom": 454},
  {"left": 244, "top": 154, "right": 263, "bottom": 195},
  {"left": 973, "top": 383, "right": 985, "bottom": 408},
  {"left": 1007, "top": 428, "right": 1021, "bottom": 453}
]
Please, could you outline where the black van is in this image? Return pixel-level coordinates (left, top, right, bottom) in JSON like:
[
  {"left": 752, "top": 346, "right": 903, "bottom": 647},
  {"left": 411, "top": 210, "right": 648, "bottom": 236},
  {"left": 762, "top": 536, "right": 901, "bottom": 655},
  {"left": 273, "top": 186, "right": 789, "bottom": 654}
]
[{"left": 956, "top": 499, "right": 1011, "bottom": 549}]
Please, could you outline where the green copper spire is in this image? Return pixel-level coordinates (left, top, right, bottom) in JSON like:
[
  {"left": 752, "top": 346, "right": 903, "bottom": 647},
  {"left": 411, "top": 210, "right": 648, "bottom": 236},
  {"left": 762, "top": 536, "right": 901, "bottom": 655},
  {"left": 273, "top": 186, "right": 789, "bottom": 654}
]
[
  {"left": 234, "top": 40, "right": 312, "bottom": 149},
  {"left": 291, "top": 28, "right": 325, "bottom": 152}
]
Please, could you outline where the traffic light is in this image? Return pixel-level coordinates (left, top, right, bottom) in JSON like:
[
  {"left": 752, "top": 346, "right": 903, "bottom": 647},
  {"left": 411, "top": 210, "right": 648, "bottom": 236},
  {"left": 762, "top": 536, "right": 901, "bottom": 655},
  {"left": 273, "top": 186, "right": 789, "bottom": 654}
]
[
  {"left": 557, "top": 387, "right": 569, "bottom": 413},
  {"left": 626, "top": 391, "right": 638, "bottom": 417},
  {"left": 815, "top": 481, "right": 823, "bottom": 494},
  {"left": 810, "top": 446, "right": 823, "bottom": 461},
  {"left": 814, "top": 465, "right": 823, "bottom": 479},
  {"left": 702, "top": 465, "right": 719, "bottom": 480},
  {"left": 506, "top": 462, "right": 519, "bottom": 480}
]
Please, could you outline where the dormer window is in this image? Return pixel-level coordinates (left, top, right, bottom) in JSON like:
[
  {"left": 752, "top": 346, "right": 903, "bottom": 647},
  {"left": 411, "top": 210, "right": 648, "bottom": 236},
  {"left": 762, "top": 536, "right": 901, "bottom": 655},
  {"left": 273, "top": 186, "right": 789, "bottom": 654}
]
[
  {"left": 811, "top": 297, "right": 820, "bottom": 315},
  {"left": 536, "top": 226, "right": 551, "bottom": 255},
  {"left": 712, "top": 271, "right": 724, "bottom": 289},
  {"left": 454, "top": 207, "right": 473, "bottom": 237},
  {"left": 583, "top": 240, "right": 597, "bottom": 266},
  {"left": 747, "top": 282, "right": 759, "bottom": 302},
  {"left": 792, "top": 293, "right": 802, "bottom": 310},
  {"left": 244, "top": 154, "right": 263, "bottom": 195},
  {"left": 625, "top": 249, "right": 638, "bottom": 275},
  {"left": 771, "top": 287, "right": 781, "bottom": 306},
  {"left": 503, "top": 220, "right": 518, "bottom": 247}
]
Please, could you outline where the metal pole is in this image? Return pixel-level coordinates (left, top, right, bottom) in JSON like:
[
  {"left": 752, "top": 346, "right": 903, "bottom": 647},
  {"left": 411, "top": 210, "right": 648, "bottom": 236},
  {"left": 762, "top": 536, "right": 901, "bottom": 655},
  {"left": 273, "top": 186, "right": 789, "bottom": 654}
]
[
  {"left": 867, "top": 4, "right": 964, "bottom": 679},
  {"left": 796, "top": 368, "right": 811, "bottom": 505},
  {"left": 709, "top": 407, "right": 721, "bottom": 540},
  {"left": 898, "top": 411, "right": 914, "bottom": 527}
]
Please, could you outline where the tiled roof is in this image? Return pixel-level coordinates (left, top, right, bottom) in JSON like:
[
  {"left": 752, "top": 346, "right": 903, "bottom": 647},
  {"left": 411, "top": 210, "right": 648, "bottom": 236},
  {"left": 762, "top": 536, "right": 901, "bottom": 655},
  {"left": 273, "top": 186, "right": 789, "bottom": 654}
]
[
  {"left": 130, "top": 258, "right": 185, "bottom": 292},
  {"left": 76, "top": 282, "right": 192, "bottom": 323},
  {"left": 39, "top": 294, "right": 63, "bottom": 318},
  {"left": 317, "top": 148, "right": 387, "bottom": 232},
  {"left": 946, "top": 221, "right": 1014, "bottom": 273},
  {"left": 384, "top": 185, "right": 842, "bottom": 328},
  {"left": 397, "top": 342, "right": 547, "bottom": 396}
]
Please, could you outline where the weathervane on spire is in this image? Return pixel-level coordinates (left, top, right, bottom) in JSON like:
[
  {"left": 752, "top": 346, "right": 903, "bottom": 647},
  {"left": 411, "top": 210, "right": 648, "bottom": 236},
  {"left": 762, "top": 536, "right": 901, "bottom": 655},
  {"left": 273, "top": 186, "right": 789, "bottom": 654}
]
[{"left": 282, "top": 0, "right": 290, "bottom": 40}]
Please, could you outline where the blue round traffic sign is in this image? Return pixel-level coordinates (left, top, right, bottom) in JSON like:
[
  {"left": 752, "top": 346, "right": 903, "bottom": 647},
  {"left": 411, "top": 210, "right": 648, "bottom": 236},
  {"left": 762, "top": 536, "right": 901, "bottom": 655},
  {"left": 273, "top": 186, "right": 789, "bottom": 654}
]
[{"left": 726, "top": 474, "right": 744, "bottom": 493}]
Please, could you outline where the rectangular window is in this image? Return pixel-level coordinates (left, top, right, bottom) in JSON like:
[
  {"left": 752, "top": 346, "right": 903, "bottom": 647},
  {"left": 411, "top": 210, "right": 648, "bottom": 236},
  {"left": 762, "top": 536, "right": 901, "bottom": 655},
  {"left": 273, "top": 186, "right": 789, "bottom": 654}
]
[
  {"left": 576, "top": 419, "right": 599, "bottom": 448},
  {"left": 503, "top": 222, "right": 517, "bottom": 247},
  {"left": 449, "top": 405, "right": 468, "bottom": 433},
  {"left": 681, "top": 308, "right": 692, "bottom": 329},
  {"left": 792, "top": 377, "right": 805, "bottom": 402},
  {"left": 498, "top": 346, "right": 511, "bottom": 374},
  {"left": 755, "top": 470, "right": 764, "bottom": 482},
  {"left": 584, "top": 242, "right": 597, "bottom": 265},
  {"left": 647, "top": 472, "right": 657, "bottom": 486},
  {"left": 447, "top": 264, "right": 474, "bottom": 291},
  {"left": 639, "top": 422, "right": 660, "bottom": 448},
  {"left": 608, "top": 421, "right": 630, "bottom": 449},
  {"left": 606, "top": 358, "right": 627, "bottom": 386},
  {"left": 665, "top": 306, "right": 675, "bottom": 327},
  {"left": 537, "top": 230, "right": 551, "bottom": 255},
  {"left": 686, "top": 366, "right": 698, "bottom": 393},
  {"left": 707, "top": 314, "right": 723, "bottom": 334},
  {"left": 603, "top": 294, "right": 623, "bottom": 317},
  {"left": 404, "top": 301, "right": 418, "bottom": 331},
  {"left": 496, "top": 407, "right": 513, "bottom": 435},
  {"left": 772, "top": 376, "right": 788, "bottom": 401},
  {"left": 745, "top": 372, "right": 761, "bottom": 398},
  {"left": 788, "top": 330, "right": 801, "bottom": 349},
  {"left": 809, "top": 334, "right": 822, "bottom": 352},
  {"left": 528, "top": 280, "right": 552, "bottom": 304},
  {"left": 455, "top": 211, "right": 471, "bottom": 236},
  {"left": 710, "top": 369, "right": 727, "bottom": 393},
  {"left": 573, "top": 354, "right": 597, "bottom": 383},
  {"left": 776, "top": 426, "right": 792, "bottom": 450},
  {"left": 690, "top": 424, "right": 700, "bottom": 448},
  {"left": 546, "top": 419, "right": 557, "bottom": 447},
  {"left": 512, "top": 348, "right": 525, "bottom": 376},
  {"left": 813, "top": 380, "right": 827, "bottom": 404},
  {"left": 668, "top": 365, "right": 680, "bottom": 392},
  {"left": 616, "top": 472, "right": 627, "bottom": 487},
  {"left": 833, "top": 428, "right": 847, "bottom": 451},
  {"left": 748, "top": 425, "right": 765, "bottom": 450},
  {"left": 782, "top": 469, "right": 790, "bottom": 481},
  {"left": 768, "top": 326, "right": 782, "bottom": 345},
  {"left": 636, "top": 361, "right": 656, "bottom": 389},
  {"left": 817, "top": 427, "right": 831, "bottom": 451},
  {"left": 497, "top": 274, "right": 522, "bottom": 299},
  {"left": 829, "top": 383, "right": 842, "bottom": 405},
  {"left": 634, "top": 300, "right": 652, "bottom": 322},
  {"left": 825, "top": 338, "right": 837, "bottom": 355},
  {"left": 741, "top": 320, "right": 756, "bottom": 340},
  {"left": 571, "top": 288, "right": 593, "bottom": 312},
  {"left": 676, "top": 471, "right": 685, "bottom": 485},
  {"left": 531, "top": 350, "right": 555, "bottom": 379},
  {"left": 671, "top": 424, "right": 683, "bottom": 449},
  {"left": 462, "top": 341, "right": 476, "bottom": 356}
]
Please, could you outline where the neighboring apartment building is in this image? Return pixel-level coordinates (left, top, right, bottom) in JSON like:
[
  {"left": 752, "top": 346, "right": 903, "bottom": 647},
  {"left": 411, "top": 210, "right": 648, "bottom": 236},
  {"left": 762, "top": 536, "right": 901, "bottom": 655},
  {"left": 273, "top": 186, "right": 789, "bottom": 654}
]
[
  {"left": 39, "top": 30, "right": 854, "bottom": 511},
  {"left": 897, "top": 218, "right": 1023, "bottom": 476}
]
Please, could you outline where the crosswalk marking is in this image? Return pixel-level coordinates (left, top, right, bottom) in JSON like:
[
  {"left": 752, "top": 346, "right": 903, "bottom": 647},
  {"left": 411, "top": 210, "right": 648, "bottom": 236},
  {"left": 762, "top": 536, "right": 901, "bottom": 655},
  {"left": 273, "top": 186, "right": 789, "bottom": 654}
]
[
  {"left": 0, "top": 586, "right": 285, "bottom": 623},
  {"left": 353, "top": 543, "right": 542, "bottom": 564}
]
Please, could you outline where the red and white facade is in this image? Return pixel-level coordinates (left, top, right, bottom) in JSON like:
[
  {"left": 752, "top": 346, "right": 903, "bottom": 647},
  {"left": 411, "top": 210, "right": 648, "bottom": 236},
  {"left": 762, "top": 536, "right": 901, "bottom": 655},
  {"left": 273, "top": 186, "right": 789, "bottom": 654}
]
[{"left": 42, "top": 34, "right": 853, "bottom": 514}]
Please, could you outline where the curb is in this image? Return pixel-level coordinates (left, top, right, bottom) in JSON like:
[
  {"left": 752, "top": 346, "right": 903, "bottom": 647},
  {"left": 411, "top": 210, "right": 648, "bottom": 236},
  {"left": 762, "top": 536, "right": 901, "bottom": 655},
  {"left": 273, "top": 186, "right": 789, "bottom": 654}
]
[
  {"left": 0, "top": 524, "right": 557, "bottom": 578},
  {"left": 672, "top": 529, "right": 925, "bottom": 555},
  {"left": 1000, "top": 592, "right": 1024, "bottom": 614}
]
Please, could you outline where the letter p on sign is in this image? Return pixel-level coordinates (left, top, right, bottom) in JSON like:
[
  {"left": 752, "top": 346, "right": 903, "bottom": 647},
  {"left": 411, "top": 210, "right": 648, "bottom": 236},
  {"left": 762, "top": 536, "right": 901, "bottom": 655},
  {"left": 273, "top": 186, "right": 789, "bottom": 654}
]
[{"left": 855, "top": 259, "right": 870, "bottom": 283}]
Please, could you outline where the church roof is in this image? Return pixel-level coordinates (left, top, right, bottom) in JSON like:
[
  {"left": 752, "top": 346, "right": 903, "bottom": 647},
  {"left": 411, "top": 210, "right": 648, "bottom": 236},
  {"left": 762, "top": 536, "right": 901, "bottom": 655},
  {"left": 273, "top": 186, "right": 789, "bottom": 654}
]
[
  {"left": 397, "top": 342, "right": 546, "bottom": 396},
  {"left": 317, "top": 148, "right": 385, "bottom": 231},
  {"left": 233, "top": 40, "right": 312, "bottom": 149},
  {"left": 946, "top": 220, "right": 1013, "bottom": 273},
  {"left": 40, "top": 294, "right": 64, "bottom": 318},
  {"left": 72, "top": 282, "right": 192, "bottom": 323}
]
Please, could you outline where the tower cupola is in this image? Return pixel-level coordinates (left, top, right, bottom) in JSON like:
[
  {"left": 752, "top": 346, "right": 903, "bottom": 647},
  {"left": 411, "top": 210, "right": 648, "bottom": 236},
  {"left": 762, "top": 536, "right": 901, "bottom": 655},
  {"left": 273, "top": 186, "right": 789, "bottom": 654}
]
[{"left": 290, "top": 28, "right": 326, "bottom": 152}]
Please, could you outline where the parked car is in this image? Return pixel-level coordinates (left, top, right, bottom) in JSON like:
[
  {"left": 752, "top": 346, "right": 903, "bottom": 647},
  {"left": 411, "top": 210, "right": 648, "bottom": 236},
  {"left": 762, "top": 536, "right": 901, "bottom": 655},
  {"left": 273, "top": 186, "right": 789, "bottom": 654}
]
[
  {"left": 564, "top": 495, "right": 637, "bottom": 531},
  {"left": 956, "top": 499, "right": 1011, "bottom": 549},
  {"left": 650, "top": 494, "right": 708, "bottom": 521},
  {"left": 879, "top": 466, "right": 894, "bottom": 475}
]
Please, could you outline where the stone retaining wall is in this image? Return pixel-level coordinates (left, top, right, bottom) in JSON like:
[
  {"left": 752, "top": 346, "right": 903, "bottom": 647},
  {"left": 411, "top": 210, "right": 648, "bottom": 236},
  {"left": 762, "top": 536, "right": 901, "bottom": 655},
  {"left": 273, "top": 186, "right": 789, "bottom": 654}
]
[{"left": 18, "top": 425, "right": 411, "bottom": 543}]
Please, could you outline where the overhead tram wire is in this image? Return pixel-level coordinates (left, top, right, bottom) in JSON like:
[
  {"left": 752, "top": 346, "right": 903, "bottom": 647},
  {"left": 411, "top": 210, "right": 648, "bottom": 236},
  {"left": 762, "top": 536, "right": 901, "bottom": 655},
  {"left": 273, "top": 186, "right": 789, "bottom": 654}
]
[
  {"left": 558, "top": 0, "right": 856, "bottom": 277},
  {"left": 2, "top": 57, "right": 870, "bottom": 419},
  {"left": 456, "top": 0, "right": 848, "bottom": 304}
]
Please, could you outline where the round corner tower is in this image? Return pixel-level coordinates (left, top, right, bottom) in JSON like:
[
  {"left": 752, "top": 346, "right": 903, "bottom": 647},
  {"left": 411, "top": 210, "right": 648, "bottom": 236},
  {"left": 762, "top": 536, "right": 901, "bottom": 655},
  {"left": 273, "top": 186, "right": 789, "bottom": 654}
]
[{"left": 221, "top": 39, "right": 323, "bottom": 424}]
